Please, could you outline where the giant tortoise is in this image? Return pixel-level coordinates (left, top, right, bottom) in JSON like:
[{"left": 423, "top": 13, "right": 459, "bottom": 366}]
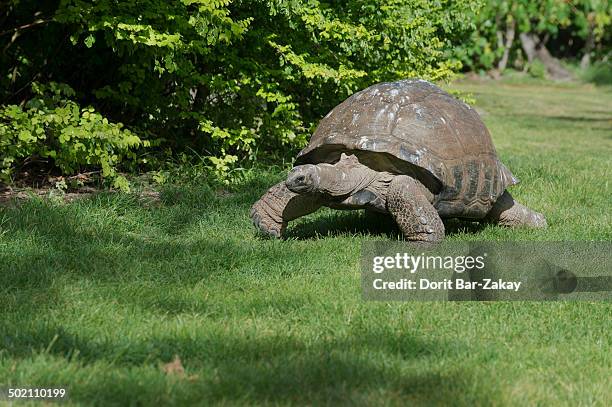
[{"left": 250, "top": 79, "right": 546, "bottom": 242}]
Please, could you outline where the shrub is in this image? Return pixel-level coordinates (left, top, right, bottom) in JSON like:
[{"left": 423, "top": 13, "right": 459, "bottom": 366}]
[
  {"left": 1, "top": 0, "right": 480, "bottom": 183},
  {"left": 0, "top": 82, "right": 144, "bottom": 190},
  {"left": 527, "top": 60, "right": 547, "bottom": 79},
  {"left": 581, "top": 61, "right": 612, "bottom": 85}
]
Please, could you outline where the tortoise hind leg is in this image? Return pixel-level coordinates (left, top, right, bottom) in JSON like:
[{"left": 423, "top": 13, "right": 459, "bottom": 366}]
[
  {"left": 250, "top": 182, "right": 322, "bottom": 238},
  {"left": 485, "top": 191, "right": 547, "bottom": 228},
  {"left": 387, "top": 175, "right": 445, "bottom": 242}
]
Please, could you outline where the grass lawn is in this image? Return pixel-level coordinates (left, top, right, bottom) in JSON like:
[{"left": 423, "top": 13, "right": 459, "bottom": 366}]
[{"left": 0, "top": 79, "right": 610, "bottom": 406}]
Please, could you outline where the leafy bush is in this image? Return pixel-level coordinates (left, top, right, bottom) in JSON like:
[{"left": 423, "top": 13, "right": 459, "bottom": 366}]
[
  {"left": 581, "top": 61, "right": 612, "bottom": 85},
  {"left": 460, "top": 0, "right": 611, "bottom": 72},
  {"left": 1, "top": 0, "right": 480, "bottom": 183},
  {"left": 0, "top": 83, "right": 144, "bottom": 190},
  {"left": 527, "top": 60, "right": 547, "bottom": 79}
]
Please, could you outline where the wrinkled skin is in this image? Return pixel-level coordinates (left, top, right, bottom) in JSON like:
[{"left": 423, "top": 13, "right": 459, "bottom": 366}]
[{"left": 250, "top": 154, "right": 547, "bottom": 242}]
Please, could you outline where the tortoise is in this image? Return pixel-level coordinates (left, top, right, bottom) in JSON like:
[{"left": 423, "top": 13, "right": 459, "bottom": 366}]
[{"left": 250, "top": 79, "right": 546, "bottom": 242}]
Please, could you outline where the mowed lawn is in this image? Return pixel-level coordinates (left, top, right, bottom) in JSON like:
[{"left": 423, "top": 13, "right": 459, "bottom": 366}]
[{"left": 0, "top": 79, "right": 610, "bottom": 406}]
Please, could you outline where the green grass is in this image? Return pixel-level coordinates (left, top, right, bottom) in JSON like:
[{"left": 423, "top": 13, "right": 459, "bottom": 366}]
[{"left": 1, "top": 80, "right": 611, "bottom": 406}]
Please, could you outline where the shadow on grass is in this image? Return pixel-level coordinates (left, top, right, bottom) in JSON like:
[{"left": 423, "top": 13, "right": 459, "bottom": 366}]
[
  {"left": 543, "top": 115, "right": 612, "bottom": 123},
  {"left": 495, "top": 113, "right": 612, "bottom": 134},
  {"left": 286, "top": 209, "right": 488, "bottom": 240},
  {"left": 0, "top": 319, "right": 496, "bottom": 405},
  {"left": 286, "top": 210, "right": 400, "bottom": 240}
]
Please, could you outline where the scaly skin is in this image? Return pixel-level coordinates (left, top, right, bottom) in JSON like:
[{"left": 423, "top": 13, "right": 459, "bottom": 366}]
[
  {"left": 485, "top": 191, "right": 547, "bottom": 228},
  {"left": 387, "top": 175, "right": 445, "bottom": 242},
  {"left": 250, "top": 182, "right": 322, "bottom": 238}
]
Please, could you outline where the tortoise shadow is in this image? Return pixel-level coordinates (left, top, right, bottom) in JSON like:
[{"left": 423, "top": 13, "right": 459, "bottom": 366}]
[
  {"left": 286, "top": 210, "right": 488, "bottom": 240},
  {"left": 443, "top": 218, "right": 489, "bottom": 236},
  {"left": 286, "top": 210, "right": 399, "bottom": 240}
]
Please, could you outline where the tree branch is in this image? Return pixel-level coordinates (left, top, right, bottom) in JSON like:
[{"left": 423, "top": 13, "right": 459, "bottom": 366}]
[{"left": 0, "top": 18, "right": 50, "bottom": 37}]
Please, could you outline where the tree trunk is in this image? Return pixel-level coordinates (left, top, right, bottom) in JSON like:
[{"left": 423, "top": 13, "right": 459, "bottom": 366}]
[
  {"left": 519, "top": 32, "right": 573, "bottom": 80},
  {"left": 497, "top": 18, "right": 516, "bottom": 72},
  {"left": 580, "top": 20, "right": 595, "bottom": 69},
  {"left": 519, "top": 32, "right": 537, "bottom": 63}
]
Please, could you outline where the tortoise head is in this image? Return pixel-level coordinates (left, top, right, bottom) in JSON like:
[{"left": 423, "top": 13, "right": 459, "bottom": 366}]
[{"left": 286, "top": 164, "right": 321, "bottom": 194}]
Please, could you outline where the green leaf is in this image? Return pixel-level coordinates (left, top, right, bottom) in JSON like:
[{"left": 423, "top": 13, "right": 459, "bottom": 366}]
[{"left": 84, "top": 34, "right": 96, "bottom": 48}]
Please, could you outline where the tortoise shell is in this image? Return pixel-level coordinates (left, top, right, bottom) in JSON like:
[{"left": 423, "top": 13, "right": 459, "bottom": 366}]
[{"left": 294, "top": 79, "right": 518, "bottom": 219}]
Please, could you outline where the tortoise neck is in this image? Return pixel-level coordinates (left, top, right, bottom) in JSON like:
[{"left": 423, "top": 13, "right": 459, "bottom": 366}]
[{"left": 316, "top": 159, "right": 380, "bottom": 197}]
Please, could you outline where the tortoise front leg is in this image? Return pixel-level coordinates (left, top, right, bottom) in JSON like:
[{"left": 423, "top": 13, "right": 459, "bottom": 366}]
[
  {"left": 485, "top": 190, "right": 547, "bottom": 228},
  {"left": 250, "top": 182, "right": 322, "bottom": 238},
  {"left": 387, "top": 175, "right": 445, "bottom": 242}
]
